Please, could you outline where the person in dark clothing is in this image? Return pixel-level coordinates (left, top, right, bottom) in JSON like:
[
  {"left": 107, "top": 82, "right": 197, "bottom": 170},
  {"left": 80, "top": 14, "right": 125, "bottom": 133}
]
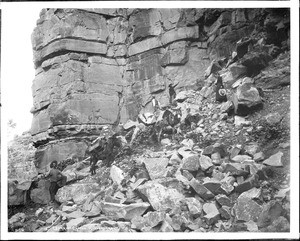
[
  {"left": 41, "top": 160, "right": 62, "bottom": 203},
  {"left": 215, "top": 74, "right": 227, "bottom": 103},
  {"left": 169, "top": 84, "right": 176, "bottom": 104}
]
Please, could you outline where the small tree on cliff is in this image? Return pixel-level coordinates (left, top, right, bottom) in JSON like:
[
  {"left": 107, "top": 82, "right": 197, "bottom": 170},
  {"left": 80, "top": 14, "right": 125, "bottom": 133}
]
[{"left": 8, "top": 131, "right": 37, "bottom": 180}]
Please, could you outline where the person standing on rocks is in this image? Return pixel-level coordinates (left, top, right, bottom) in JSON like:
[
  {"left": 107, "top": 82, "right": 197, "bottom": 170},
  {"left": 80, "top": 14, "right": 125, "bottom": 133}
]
[
  {"left": 39, "top": 160, "right": 62, "bottom": 204},
  {"left": 215, "top": 74, "right": 227, "bottom": 103}
]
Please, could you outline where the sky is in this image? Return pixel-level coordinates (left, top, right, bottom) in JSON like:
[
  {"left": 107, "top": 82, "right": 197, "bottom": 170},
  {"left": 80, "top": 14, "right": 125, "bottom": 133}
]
[{"left": 1, "top": 5, "right": 41, "bottom": 139}]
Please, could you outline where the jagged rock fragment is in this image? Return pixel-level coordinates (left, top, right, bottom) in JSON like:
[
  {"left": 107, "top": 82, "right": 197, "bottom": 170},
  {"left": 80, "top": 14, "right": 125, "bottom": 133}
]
[
  {"left": 203, "top": 202, "right": 220, "bottom": 225},
  {"left": 182, "top": 154, "right": 200, "bottom": 172},
  {"left": 263, "top": 151, "right": 284, "bottom": 167},
  {"left": 257, "top": 201, "right": 285, "bottom": 228},
  {"left": 101, "top": 202, "right": 150, "bottom": 221},
  {"left": 142, "top": 157, "right": 169, "bottom": 180},
  {"left": 215, "top": 194, "right": 232, "bottom": 207},
  {"left": 253, "top": 152, "right": 265, "bottom": 162},
  {"left": 189, "top": 178, "right": 215, "bottom": 200},
  {"left": 137, "top": 182, "right": 184, "bottom": 212},
  {"left": 199, "top": 155, "right": 213, "bottom": 171},
  {"left": 185, "top": 197, "right": 203, "bottom": 216},
  {"left": 110, "top": 165, "right": 125, "bottom": 185},
  {"left": 66, "top": 217, "right": 86, "bottom": 232},
  {"left": 234, "top": 196, "right": 262, "bottom": 222}
]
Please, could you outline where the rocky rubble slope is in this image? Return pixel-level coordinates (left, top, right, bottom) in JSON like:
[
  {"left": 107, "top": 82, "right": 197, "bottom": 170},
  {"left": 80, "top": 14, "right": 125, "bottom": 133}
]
[
  {"left": 9, "top": 26, "right": 290, "bottom": 232},
  {"left": 30, "top": 8, "right": 290, "bottom": 176}
]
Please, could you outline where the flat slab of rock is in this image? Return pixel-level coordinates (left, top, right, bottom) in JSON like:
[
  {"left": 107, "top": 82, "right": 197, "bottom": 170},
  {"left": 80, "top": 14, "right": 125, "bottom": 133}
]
[
  {"left": 66, "top": 217, "right": 86, "bottom": 232},
  {"left": 101, "top": 202, "right": 150, "bottom": 221},
  {"left": 231, "top": 155, "right": 252, "bottom": 163},
  {"left": 263, "top": 151, "right": 283, "bottom": 167}
]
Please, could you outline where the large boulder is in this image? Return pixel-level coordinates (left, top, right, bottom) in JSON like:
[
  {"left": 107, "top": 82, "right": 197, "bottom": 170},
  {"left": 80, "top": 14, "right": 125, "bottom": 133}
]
[
  {"left": 232, "top": 83, "right": 262, "bottom": 115},
  {"left": 137, "top": 181, "right": 185, "bottom": 212},
  {"left": 30, "top": 179, "right": 51, "bottom": 204},
  {"left": 56, "top": 181, "right": 102, "bottom": 204}
]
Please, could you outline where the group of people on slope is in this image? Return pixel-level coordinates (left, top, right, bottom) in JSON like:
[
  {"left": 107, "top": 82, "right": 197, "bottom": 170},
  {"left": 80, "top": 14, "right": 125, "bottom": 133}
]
[{"left": 36, "top": 73, "right": 227, "bottom": 206}]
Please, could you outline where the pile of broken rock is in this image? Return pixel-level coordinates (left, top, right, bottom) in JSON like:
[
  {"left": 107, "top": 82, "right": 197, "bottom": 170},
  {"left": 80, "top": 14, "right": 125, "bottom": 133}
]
[{"left": 9, "top": 33, "right": 290, "bottom": 233}]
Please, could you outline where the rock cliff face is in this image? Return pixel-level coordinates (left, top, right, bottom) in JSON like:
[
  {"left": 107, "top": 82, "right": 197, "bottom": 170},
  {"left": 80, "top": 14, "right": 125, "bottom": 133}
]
[{"left": 31, "top": 8, "right": 289, "bottom": 172}]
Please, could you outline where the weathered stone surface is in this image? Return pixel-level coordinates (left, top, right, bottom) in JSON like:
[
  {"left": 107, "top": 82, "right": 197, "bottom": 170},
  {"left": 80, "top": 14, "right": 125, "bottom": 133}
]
[
  {"left": 234, "top": 196, "right": 263, "bottom": 222},
  {"left": 34, "top": 141, "right": 89, "bottom": 173},
  {"left": 257, "top": 201, "right": 285, "bottom": 228},
  {"left": 76, "top": 223, "right": 103, "bottom": 232},
  {"left": 239, "top": 51, "right": 272, "bottom": 76},
  {"left": 62, "top": 166, "right": 90, "bottom": 184},
  {"left": 8, "top": 180, "right": 29, "bottom": 206},
  {"left": 203, "top": 179, "right": 228, "bottom": 195},
  {"left": 263, "top": 151, "right": 284, "bottom": 167},
  {"left": 142, "top": 158, "right": 169, "bottom": 180},
  {"left": 220, "top": 101, "right": 234, "bottom": 113},
  {"left": 223, "top": 163, "right": 249, "bottom": 176},
  {"left": 30, "top": 187, "right": 51, "bottom": 205},
  {"left": 160, "top": 221, "right": 174, "bottom": 232},
  {"left": 264, "top": 216, "right": 289, "bottom": 232},
  {"left": 233, "top": 83, "right": 262, "bottom": 114},
  {"left": 137, "top": 181, "right": 185, "bottom": 212},
  {"left": 34, "top": 39, "right": 107, "bottom": 65},
  {"left": 255, "top": 52, "right": 290, "bottom": 89},
  {"left": 182, "top": 154, "right": 200, "bottom": 172},
  {"left": 101, "top": 202, "right": 150, "bottom": 221},
  {"left": 235, "top": 175, "right": 259, "bottom": 193},
  {"left": 66, "top": 217, "right": 86, "bottom": 232},
  {"left": 56, "top": 182, "right": 102, "bottom": 204},
  {"left": 65, "top": 210, "right": 85, "bottom": 219},
  {"left": 185, "top": 197, "right": 203, "bottom": 216},
  {"left": 253, "top": 152, "right": 265, "bottom": 162},
  {"left": 219, "top": 206, "right": 231, "bottom": 220},
  {"left": 203, "top": 202, "right": 220, "bottom": 225},
  {"left": 169, "top": 152, "right": 182, "bottom": 166},
  {"left": 131, "top": 211, "right": 165, "bottom": 231},
  {"left": 231, "top": 155, "right": 252, "bottom": 163},
  {"left": 189, "top": 178, "right": 215, "bottom": 200},
  {"left": 215, "top": 194, "right": 232, "bottom": 207},
  {"left": 110, "top": 165, "right": 125, "bottom": 185},
  {"left": 243, "top": 142, "right": 259, "bottom": 156},
  {"left": 234, "top": 116, "right": 252, "bottom": 127},
  {"left": 199, "top": 155, "right": 213, "bottom": 171},
  {"left": 8, "top": 213, "right": 26, "bottom": 231},
  {"left": 161, "top": 41, "right": 188, "bottom": 67},
  {"left": 239, "top": 187, "right": 261, "bottom": 200}
]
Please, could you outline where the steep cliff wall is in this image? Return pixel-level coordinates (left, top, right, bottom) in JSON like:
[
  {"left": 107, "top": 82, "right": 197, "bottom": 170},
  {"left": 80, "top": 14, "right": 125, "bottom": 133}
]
[{"left": 31, "top": 8, "right": 289, "bottom": 172}]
